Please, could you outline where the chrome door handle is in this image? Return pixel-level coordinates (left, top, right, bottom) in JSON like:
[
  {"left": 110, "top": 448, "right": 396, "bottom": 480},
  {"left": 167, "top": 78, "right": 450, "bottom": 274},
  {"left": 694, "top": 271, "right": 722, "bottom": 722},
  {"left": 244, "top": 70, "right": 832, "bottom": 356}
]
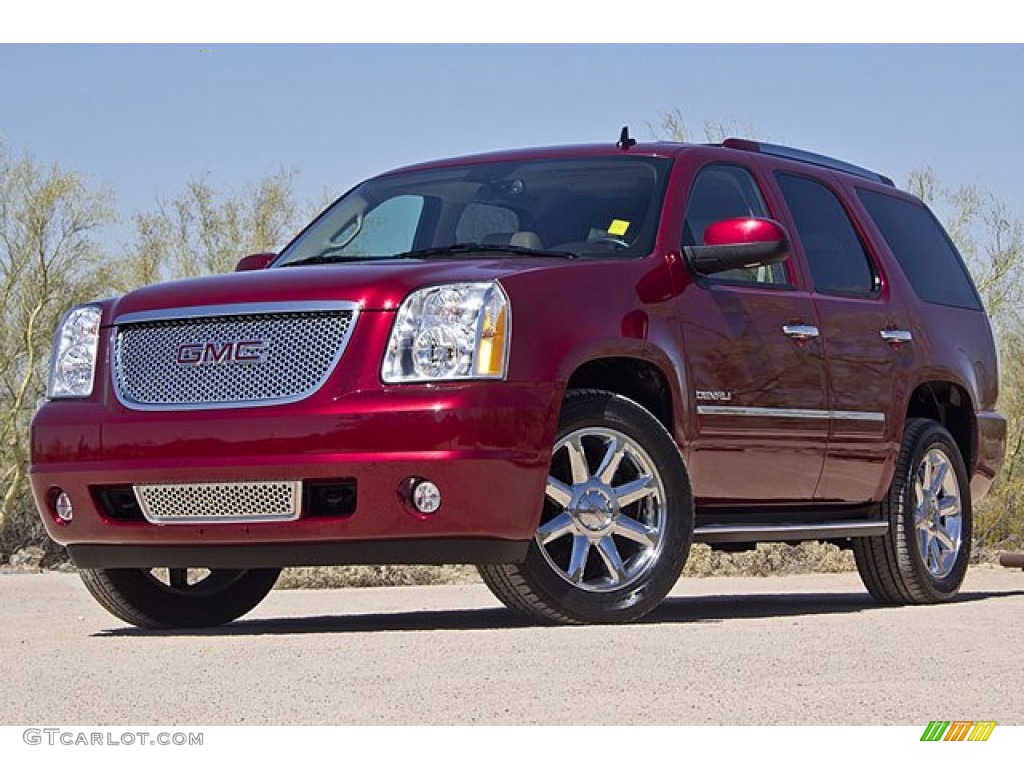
[
  {"left": 880, "top": 329, "right": 913, "bottom": 344},
  {"left": 782, "top": 324, "right": 820, "bottom": 340}
]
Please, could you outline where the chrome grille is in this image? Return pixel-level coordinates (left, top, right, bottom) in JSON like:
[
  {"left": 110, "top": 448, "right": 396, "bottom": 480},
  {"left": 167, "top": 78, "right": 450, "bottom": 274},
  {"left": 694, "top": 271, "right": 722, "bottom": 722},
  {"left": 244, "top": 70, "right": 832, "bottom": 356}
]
[
  {"left": 134, "top": 481, "right": 301, "bottom": 524},
  {"left": 112, "top": 303, "right": 358, "bottom": 409}
]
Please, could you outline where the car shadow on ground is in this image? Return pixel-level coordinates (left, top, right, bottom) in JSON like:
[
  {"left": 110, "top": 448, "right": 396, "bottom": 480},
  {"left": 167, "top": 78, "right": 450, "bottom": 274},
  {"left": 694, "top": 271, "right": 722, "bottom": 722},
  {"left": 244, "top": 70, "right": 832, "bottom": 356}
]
[{"left": 93, "top": 587, "right": 1024, "bottom": 638}]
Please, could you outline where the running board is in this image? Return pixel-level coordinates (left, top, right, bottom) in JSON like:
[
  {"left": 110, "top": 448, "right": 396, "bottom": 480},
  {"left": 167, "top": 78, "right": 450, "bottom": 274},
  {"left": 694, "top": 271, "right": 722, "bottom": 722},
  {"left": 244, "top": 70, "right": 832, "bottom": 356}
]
[{"left": 693, "top": 520, "right": 888, "bottom": 545}]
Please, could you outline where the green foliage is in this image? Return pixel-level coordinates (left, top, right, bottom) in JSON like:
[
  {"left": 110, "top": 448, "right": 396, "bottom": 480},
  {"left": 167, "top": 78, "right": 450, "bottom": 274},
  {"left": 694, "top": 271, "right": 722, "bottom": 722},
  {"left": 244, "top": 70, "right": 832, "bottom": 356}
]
[
  {"left": 0, "top": 141, "right": 114, "bottom": 558},
  {"left": 653, "top": 107, "right": 763, "bottom": 144},
  {"left": 117, "top": 169, "right": 302, "bottom": 288},
  {"left": 908, "top": 168, "right": 1024, "bottom": 548},
  {"left": 976, "top": 328, "right": 1024, "bottom": 547}
]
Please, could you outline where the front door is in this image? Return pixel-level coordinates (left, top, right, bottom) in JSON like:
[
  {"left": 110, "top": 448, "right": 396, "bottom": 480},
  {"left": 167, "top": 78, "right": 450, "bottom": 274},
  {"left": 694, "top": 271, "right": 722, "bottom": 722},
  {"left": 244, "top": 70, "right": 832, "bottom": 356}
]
[{"left": 678, "top": 163, "right": 828, "bottom": 503}]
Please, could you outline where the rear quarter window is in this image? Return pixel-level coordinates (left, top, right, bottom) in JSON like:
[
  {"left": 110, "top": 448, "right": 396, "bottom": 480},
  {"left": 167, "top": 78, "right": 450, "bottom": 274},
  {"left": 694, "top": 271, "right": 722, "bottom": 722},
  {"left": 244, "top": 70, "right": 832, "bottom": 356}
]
[{"left": 857, "top": 188, "right": 983, "bottom": 310}]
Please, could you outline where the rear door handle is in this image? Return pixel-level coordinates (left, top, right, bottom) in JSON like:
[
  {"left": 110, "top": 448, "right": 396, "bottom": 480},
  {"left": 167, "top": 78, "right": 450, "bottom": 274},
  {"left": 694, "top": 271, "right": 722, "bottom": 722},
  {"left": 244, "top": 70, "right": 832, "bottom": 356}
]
[
  {"left": 782, "top": 324, "right": 820, "bottom": 340},
  {"left": 880, "top": 329, "right": 913, "bottom": 344}
]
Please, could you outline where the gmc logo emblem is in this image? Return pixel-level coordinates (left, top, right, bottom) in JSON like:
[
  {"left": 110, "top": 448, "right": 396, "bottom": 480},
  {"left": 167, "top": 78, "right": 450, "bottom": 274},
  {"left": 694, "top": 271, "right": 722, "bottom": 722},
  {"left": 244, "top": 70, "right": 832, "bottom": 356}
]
[{"left": 176, "top": 340, "right": 268, "bottom": 365}]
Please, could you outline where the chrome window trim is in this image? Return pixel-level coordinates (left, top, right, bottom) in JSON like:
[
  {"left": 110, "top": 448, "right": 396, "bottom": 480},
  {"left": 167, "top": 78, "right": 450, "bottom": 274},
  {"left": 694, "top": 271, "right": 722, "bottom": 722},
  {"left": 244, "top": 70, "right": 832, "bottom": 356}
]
[
  {"left": 696, "top": 405, "right": 884, "bottom": 422},
  {"left": 111, "top": 301, "right": 361, "bottom": 412}
]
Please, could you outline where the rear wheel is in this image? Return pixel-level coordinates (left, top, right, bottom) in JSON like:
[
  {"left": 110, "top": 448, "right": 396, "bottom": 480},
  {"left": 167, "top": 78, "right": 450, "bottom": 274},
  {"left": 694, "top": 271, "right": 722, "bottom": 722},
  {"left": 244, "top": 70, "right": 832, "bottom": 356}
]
[
  {"left": 80, "top": 567, "right": 281, "bottom": 629},
  {"left": 479, "top": 390, "right": 693, "bottom": 624},
  {"left": 854, "top": 418, "right": 971, "bottom": 604}
]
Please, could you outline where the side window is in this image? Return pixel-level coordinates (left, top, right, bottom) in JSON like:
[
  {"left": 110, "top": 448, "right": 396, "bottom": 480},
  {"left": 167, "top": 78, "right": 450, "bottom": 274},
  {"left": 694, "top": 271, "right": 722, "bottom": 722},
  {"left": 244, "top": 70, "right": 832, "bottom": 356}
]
[
  {"left": 683, "top": 164, "right": 788, "bottom": 285},
  {"left": 776, "top": 174, "right": 877, "bottom": 295},
  {"left": 455, "top": 203, "right": 520, "bottom": 243},
  {"left": 334, "top": 195, "right": 424, "bottom": 257},
  {"left": 857, "top": 188, "right": 982, "bottom": 310}
]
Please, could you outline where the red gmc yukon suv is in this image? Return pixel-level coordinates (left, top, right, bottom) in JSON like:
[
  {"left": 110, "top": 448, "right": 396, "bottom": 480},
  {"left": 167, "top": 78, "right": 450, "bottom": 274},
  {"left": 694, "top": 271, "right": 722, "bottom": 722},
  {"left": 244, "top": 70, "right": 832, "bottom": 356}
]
[{"left": 31, "top": 134, "right": 1006, "bottom": 628}]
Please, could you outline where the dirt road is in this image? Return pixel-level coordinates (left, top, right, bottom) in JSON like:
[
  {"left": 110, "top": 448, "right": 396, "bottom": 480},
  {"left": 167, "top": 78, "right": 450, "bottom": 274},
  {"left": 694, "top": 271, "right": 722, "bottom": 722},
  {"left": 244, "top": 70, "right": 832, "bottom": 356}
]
[{"left": 2, "top": 567, "right": 1021, "bottom": 725}]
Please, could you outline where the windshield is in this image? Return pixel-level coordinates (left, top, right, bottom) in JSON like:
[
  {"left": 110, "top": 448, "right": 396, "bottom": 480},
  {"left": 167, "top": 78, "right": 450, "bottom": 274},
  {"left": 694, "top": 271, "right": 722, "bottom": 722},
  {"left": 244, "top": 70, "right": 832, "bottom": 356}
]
[{"left": 275, "top": 155, "right": 672, "bottom": 266}]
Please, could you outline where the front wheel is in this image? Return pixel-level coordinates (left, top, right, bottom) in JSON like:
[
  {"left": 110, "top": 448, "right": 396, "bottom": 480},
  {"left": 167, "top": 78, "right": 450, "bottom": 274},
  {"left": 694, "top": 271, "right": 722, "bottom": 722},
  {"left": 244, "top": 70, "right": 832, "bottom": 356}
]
[
  {"left": 80, "top": 567, "right": 281, "bottom": 629},
  {"left": 479, "top": 390, "right": 694, "bottom": 624},
  {"left": 854, "top": 418, "right": 971, "bottom": 604}
]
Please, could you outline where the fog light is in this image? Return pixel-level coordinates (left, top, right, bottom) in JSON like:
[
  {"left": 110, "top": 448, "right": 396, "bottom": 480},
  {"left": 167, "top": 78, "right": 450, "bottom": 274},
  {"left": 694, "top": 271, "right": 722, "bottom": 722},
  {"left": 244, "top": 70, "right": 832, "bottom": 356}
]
[
  {"left": 412, "top": 480, "right": 441, "bottom": 514},
  {"left": 54, "top": 491, "right": 74, "bottom": 522}
]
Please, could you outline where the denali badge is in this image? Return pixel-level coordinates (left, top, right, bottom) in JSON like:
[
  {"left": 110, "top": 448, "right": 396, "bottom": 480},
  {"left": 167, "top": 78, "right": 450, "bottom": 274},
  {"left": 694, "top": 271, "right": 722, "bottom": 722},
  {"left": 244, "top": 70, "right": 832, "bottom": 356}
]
[
  {"left": 176, "top": 340, "right": 268, "bottom": 365},
  {"left": 695, "top": 389, "right": 733, "bottom": 402}
]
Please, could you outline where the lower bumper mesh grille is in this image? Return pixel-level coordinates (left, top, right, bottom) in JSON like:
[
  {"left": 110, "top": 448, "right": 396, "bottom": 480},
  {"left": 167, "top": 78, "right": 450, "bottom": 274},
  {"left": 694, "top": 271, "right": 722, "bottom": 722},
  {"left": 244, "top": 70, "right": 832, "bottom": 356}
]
[{"left": 134, "top": 481, "right": 301, "bottom": 524}]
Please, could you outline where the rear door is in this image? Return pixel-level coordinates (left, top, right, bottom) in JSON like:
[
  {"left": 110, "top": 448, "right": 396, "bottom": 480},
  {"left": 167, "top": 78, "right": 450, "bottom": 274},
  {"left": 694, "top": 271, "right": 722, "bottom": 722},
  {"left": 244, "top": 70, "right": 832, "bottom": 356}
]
[
  {"left": 770, "top": 170, "right": 914, "bottom": 502},
  {"left": 677, "top": 162, "right": 827, "bottom": 503}
]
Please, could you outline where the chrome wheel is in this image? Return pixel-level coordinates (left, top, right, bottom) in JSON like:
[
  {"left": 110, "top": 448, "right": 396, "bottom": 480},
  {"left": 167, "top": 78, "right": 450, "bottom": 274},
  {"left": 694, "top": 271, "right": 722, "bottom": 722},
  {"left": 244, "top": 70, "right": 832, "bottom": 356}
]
[
  {"left": 537, "top": 426, "right": 666, "bottom": 593},
  {"left": 853, "top": 418, "right": 971, "bottom": 606},
  {"left": 913, "top": 447, "right": 963, "bottom": 579},
  {"left": 478, "top": 390, "right": 693, "bottom": 624}
]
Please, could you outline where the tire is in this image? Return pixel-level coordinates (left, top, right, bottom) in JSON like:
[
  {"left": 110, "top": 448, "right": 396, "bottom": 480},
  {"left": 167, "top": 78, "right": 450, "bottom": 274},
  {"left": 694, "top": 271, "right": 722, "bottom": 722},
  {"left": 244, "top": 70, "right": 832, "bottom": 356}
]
[
  {"left": 479, "top": 389, "right": 694, "bottom": 624},
  {"left": 79, "top": 567, "right": 281, "bottom": 629},
  {"left": 854, "top": 418, "right": 971, "bottom": 605}
]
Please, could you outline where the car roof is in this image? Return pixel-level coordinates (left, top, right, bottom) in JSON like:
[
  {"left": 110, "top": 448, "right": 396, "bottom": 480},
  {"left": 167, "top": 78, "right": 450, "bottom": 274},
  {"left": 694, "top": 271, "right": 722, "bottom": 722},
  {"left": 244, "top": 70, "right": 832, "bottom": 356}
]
[
  {"left": 375, "top": 138, "right": 905, "bottom": 198},
  {"left": 380, "top": 142, "right": 693, "bottom": 176}
]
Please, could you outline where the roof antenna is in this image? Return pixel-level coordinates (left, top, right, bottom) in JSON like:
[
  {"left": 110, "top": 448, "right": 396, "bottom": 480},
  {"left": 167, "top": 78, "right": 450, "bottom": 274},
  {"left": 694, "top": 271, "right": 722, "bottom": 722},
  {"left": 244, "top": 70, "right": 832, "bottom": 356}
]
[{"left": 617, "top": 125, "right": 636, "bottom": 150}]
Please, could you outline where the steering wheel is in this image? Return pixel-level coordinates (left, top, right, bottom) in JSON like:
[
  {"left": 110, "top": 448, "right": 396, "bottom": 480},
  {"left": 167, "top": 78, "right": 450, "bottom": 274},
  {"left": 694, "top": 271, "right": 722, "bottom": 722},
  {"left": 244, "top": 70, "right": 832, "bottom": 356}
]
[{"left": 589, "top": 235, "right": 630, "bottom": 249}]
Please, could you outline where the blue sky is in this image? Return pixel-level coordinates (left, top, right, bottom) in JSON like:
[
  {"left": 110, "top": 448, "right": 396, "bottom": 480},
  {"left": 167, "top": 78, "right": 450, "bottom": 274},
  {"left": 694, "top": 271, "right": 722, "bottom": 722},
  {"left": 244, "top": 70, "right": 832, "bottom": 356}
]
[{"left": 1, "top": 44, "right": 1022, "bottom": 251}]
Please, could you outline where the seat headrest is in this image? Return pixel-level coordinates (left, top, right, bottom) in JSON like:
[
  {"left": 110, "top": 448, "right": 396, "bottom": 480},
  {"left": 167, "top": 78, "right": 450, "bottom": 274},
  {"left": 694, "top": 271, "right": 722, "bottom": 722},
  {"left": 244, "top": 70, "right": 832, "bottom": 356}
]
[{"left": 480, "top": 231, "right": 543, "bottom": 250}]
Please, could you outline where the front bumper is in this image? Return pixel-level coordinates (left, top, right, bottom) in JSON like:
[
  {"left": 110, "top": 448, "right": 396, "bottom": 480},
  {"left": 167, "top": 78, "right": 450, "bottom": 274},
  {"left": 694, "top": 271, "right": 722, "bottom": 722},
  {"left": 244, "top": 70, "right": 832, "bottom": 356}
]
[
  {"left": 30, "top": 382, "right": 559, "bottom": 568},
  {"left": 66, "top": 539, "right": 529, "bottom": 568}
]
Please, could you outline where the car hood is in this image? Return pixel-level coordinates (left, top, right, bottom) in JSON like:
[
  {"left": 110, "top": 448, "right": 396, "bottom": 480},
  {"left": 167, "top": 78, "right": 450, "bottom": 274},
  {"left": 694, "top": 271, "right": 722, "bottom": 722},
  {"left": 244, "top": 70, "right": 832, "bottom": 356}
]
[{"left": 108, "top": 257, "right": 576, "bottom": 320}]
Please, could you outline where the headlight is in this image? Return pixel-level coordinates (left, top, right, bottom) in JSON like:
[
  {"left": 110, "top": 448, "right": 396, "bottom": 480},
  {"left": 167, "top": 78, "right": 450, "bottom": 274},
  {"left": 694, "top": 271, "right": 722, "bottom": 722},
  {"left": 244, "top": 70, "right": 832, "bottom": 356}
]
[
  {"left": 48, "top": 304, "right": 102, "bottom": 399},
  {"left": 382, "top": 282, "right": 510, "bottom": 383}
]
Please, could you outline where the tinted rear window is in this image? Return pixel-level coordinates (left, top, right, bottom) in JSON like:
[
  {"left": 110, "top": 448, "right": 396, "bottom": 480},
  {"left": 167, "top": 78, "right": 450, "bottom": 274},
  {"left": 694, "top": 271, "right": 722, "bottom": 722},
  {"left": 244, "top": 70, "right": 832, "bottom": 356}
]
[{"left": 857, "top": 189, "right": 983, "bottom": 310}]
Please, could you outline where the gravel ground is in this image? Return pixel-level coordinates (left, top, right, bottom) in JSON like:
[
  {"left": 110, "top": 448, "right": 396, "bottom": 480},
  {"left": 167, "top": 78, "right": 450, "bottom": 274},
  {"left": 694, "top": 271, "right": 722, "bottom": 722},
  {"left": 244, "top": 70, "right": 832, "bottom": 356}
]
[{"left": 1, "top": 566, "right": 1022, "bottom": 725}]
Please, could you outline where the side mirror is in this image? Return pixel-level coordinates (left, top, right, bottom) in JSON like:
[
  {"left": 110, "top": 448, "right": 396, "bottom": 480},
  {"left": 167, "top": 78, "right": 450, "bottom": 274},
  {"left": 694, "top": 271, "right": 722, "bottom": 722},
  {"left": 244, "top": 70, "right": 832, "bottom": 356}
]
[
  {"left": 684, "top": 218, "right": 789, "bottom": 277},
  {"left": 234, "top": 253, "right": 276, "bottom": 272}
]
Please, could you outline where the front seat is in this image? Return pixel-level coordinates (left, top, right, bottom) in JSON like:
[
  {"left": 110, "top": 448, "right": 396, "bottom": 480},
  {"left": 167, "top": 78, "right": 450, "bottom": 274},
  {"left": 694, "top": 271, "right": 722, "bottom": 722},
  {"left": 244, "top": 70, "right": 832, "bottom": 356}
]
[{"left": 481, "top": 231, "right": 544, "bottom": 250}]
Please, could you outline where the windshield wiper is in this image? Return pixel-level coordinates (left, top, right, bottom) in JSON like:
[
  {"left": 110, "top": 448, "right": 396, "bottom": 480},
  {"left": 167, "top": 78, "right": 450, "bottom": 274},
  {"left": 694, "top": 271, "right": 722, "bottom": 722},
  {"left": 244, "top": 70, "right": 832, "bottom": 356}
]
[
  {"left": 278, "top": 242, "right": 577, "bottom": 268},
  {"left": 392, "top": 243, "right": 577, "bottom": 260},
  {"left": 277, "top": 254, "right": 344, "bottom": 268},
  {"left": 277, "top": 253, "right": 396, "bottom": 268}
]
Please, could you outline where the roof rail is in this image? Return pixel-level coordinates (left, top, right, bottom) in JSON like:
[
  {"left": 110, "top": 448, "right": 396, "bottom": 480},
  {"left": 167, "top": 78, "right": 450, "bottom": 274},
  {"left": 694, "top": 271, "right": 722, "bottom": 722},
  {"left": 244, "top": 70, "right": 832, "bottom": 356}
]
[{"left": 722, "top": 138, "right": 895, "bottom": 187}]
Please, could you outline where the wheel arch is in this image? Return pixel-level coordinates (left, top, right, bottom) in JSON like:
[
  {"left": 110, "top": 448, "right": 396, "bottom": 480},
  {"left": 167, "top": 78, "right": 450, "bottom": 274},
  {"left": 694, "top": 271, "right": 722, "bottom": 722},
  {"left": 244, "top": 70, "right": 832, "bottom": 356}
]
[
  {"left": 905, "top": 380, "right": 976, "bottom": 473},
  {"left": 563, "top": 355, "right": 683, "bottom": 443}
]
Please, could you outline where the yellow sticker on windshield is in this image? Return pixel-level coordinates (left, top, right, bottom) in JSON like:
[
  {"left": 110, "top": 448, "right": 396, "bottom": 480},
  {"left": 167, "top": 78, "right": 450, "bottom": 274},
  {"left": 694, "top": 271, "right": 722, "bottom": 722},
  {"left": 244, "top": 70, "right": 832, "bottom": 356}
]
[{"left": 608, "top": 219, "right": 630, "bottom": 236}]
